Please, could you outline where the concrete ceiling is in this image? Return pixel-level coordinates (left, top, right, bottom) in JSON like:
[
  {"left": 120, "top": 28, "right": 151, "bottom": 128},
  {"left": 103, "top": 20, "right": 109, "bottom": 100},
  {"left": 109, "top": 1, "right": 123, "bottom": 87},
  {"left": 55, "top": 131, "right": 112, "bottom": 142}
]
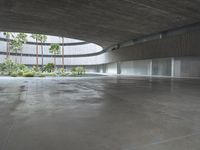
[{"left": 0, "top": 0, "right": 200, "bottom": 48}]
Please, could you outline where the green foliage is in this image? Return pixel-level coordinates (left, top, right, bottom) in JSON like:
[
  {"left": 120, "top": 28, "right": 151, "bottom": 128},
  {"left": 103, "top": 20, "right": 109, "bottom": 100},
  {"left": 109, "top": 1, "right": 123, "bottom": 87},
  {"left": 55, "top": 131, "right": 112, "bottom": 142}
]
[
  {"left": 31, "top": 34, "right": 40, "bottom": 41},
  {"left": 10, "top": 39, "right": 23, "bottom": 53},
  {"left": 16, "top": 64, "right": 27, "bottom": 71},
  {"left": 43, "top": 63, "right": 55, "bottom": 72},
  {"left": 10, "top": 33, "right": 27, "bottom": 53},
  {"left": 16, "top": 33, "right": 27, "bottom": 44},
  {"left": 3, "top": 32, "right": 14, "bottom": 39},
  {"left": 0, "top": 64, "right": 3, "bottom": 75},
  {"left": 42, "top": 72, "right": 57, "bottom": 77},
  {"left": 49, "top": 43, "right": 61, "bottom": 55},
  {"left": 40, "top": 35, "right": 47, "bottom": 43},
  {"left": 0, "top": 60, "right": 85, "bottom": 78},
  {"left": 23, "top": 71, "right": 35, "bottom": 77},
  {"left": 60, "top": 72, "right": 69, "bottom": 77},
  {"left": 0, "top": 59, "right": 17, "bottom": 75},
  {"left": 71, "top": 71, "right": 78, "bottom": 76},
  {"left": 31, "top": 34, "right": 47, "bottom": 43},
  {"left": 11, "top": 72, "right": 18, "bottom": 77},
  {"left": 59, "top": 68, "right": 65, "bottom": 73},
  {"left": 17, "top": 70, "right": 24, "bottom": 76},
  {"left": 0, "top": 59, "right": 29, "bottom": 76},
  {"left": 56, "top": 68, "right": 69, "bottom": 77},
  {"left": 71, "top": 67, "right": 86, "bottom": 76},
  {"left": 32, "top": 66, "right": 41, "bottom": 72},
  {"left": 34, "top": 71, "right": 45, "bottom": 77}
]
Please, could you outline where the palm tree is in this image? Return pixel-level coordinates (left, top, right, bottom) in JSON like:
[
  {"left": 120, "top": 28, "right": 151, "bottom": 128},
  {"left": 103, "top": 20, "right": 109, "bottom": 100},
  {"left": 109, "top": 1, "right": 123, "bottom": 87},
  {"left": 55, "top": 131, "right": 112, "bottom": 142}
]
[
  {"left": 40, "top": 35, "right": 47, "bottom": 68},
  {"left": 10, "top": 38, "right": 22, "bottom": 63},
  {"left": 49, "top": 43, "right": 60, "bottom": 68},
  {"left": 3, "top": 32, "right": 14, "bottom": 59},
  {"left": 16, "top": 33, "right": 27, "bottom": 64},
  {"left": 61, "top": 37, "right": 65, "bottom": 69},
  {"left": 31, "top": 34, "right": 41, "bottom": 67}
]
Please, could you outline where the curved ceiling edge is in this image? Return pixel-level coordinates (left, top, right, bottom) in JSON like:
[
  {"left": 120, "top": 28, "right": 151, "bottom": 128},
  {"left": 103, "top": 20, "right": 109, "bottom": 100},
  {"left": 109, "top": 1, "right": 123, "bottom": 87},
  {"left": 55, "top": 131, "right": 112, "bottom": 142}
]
[
  {"left": 0, "top": 37, "right": 89, "bottom": 46},
  {"left": 0, "top": 50, "right": 106, "bottom": 58}
]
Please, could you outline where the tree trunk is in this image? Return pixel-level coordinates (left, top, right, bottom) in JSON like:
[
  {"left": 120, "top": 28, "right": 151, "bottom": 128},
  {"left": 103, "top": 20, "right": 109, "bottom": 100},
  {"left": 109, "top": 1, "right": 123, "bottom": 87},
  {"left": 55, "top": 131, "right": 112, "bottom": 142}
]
[
  {"left": 6, "top": 37, "right": 11, "bottom": 59},
  {"left": 8, "top": 39, "right": 10, "bottom": 58},
  {"left": 41, "top": 42, "right": 44, "bottom": 68},
  {"left": 36, "top": 39, "right": 38, "bottom": 67},
  {"left": 6, "top": 40, "right": 9, "bottom": 59},
  {"left": 62, "top": 37, "right": 64, "bottom": 69}
]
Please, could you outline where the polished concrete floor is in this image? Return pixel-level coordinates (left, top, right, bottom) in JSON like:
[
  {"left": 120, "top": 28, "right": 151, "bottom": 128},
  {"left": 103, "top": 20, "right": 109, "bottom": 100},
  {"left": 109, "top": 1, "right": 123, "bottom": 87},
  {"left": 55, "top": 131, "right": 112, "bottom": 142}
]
[{"left": 0, "top": 76, "right": 200, "bottom": 150}]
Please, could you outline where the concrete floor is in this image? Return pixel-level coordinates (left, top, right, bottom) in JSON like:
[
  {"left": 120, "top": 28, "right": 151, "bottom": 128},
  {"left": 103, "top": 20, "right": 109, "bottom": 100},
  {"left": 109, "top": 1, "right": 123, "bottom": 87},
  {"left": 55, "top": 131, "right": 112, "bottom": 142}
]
[{"left": 0, "top": 76, "right": 200, "bottom": 150}]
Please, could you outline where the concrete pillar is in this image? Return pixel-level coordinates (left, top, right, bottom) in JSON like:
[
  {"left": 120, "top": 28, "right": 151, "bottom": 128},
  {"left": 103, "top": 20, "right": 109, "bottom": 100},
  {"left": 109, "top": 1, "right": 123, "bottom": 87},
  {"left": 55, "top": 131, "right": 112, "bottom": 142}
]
[
  {"left": 103, "top": 64, "right": 107, "bottom": 73},
  {"left": 96, "top": 65, "right": 100, "bottom": 73},
  {"left": 149, "top": 59, "right": 153, "bottom": 76},
  {"left": 171, "top": 57, "right": 175, "bottom": 77},
  {"left": 117, "top": 62, "right": 121, "bottom": 74}
]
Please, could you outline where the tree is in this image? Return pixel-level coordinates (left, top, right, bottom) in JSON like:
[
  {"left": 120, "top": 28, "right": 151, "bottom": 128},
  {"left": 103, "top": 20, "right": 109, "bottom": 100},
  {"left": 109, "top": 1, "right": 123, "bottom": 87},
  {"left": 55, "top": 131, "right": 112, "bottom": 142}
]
[
  {"left": 3, "top": 32, "right": 14, "bottom": 58},
  {"left": 31, "top": 34, "right": 41, "bottom": 67},
  {"left": 10, "top": 38, "right": 22, "bottom": 63},
  {"left": 10, "top": 33, "right": 27, "bottom": 63},
  {"left": 40, "top": 35, "right": 47, "bottom": 68},
  {"left": 16, "top": 33, "right": 27, "bottom": 64},
  {"left": 31, "top": 34, "right": 47, "bottom": 68},
  {"left": 49, "top": 43, "right": 60, "bottom": 67},
  {"left": 61, "top": 37, "right": 65, "bottom": 69}
]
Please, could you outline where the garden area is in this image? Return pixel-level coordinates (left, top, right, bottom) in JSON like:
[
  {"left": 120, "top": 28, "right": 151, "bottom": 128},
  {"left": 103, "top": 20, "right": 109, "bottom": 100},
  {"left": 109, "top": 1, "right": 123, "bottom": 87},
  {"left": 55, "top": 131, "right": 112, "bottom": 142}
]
[
  {"left": 0, "top": 59, "right": 86, "bottom": 77},
  {"left": 0, "top": 32, "right": 87, "bottom": 77}
]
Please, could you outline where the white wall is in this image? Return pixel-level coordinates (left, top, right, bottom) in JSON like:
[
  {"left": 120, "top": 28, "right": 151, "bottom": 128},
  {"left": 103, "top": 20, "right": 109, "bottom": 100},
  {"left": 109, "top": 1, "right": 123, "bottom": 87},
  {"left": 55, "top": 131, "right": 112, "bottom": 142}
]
[
  {"left": 22, "top": 43, "right": 102, "bottom": 55},
  {"left": 121, "top": 59, "right": 151, "bottom": 76},
  {"left": 0, "top": 41, "right": 6, "bottom": 52},
  {"left": 152, "top": 58, "right": 171, "bottom": 76},
  {"left": 174, "top": 57, "right": 200, "bottom": 78},
  {"left": 0, "top": 54, "right": 107, "bottom": 66},
  {"left": 106, "top": 63, "right": 117, "bottom": 74}
]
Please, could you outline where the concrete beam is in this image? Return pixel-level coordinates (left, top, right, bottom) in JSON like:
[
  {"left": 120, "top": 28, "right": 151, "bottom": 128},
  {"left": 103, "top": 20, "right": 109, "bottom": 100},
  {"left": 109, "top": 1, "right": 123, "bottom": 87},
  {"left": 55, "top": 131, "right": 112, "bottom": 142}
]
[
  {"left": 0, "top": 0, "right": 200, "bottom": 48},
  {"left": 102, "top": 30, "right": 200, "bottom": 63}
]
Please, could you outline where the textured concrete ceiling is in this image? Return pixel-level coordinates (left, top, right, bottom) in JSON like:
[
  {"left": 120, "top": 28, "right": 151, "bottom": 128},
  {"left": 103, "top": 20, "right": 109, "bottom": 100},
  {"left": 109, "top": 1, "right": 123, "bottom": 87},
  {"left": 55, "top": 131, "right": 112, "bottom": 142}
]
[{"left": 0, "top": 0, "right": 200, "bottom": 48}]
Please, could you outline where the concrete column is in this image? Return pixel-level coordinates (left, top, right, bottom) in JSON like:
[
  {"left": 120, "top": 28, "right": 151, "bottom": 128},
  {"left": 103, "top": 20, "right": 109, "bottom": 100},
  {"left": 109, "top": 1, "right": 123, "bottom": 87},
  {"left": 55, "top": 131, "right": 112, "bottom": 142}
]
[
  {"left": 117, "top": 62, "right": 121, "bottom": 74},
  {"left": 171, "top": 57, "right": 175, "bottom": 77},
  {"left": 149, "top": 59, "right": 153, "bottom": 76},
  {"left": 103, "top": 64, "right": 107, "bottom": 73}
]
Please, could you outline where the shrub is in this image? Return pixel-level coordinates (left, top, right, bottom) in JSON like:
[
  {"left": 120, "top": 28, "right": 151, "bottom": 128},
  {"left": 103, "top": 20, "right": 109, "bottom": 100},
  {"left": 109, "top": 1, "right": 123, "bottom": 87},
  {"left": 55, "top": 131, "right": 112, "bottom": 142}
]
[
  {"left": 16, "top": 64, "right": 27, "bottom": 71},
  {"left": 0, "top": 63, "right": 4, "bottom": 75},
  {"left": 32, "top": 66, "right": 41, "bottom": 72},
  {"left": 71, "top": 71, "right": 78, "bottom": 76},
  {"left": 71, "top": 67, "right": 86, "bottom": 76},
  {"left": 60, "top": 72, "right": 69, "bottom": 77},
  {"left": 39, "top": 74, "right": 46, "bottom": 77},
  {"left": 11, "top": 72, "right": 18, "bottom": 77},
  {"left": 47, "top": 72, "right": 57, "bottom": 77},
  {"left": 56, "top": 68, "right": 69, "bottom": 77},
  {"left": 59, "top": 68, "right": 65, "bottom": 73},
  {"left": 76, "top": 67, "right": 86, "bottom": 75},
  {"left": 43, "top": 63, "right": 55, "bottom": 72},
  {"left": 41, "top": 72, "right": 57, "bottom": 77},
  {"left": 0, "top": 59, "right": 30, "bottom": 76},
  {"left": 34, "top": 71, "right": 45, "bottom": 77},
  {"left": 16, "top": 70, "right": 24, "bottom": 76},
  {"left": 1, "top": 59, "right": 17, "bottom": 75},
  {"left": 23, "top": 72, "right": 34, "bottom": 77}
]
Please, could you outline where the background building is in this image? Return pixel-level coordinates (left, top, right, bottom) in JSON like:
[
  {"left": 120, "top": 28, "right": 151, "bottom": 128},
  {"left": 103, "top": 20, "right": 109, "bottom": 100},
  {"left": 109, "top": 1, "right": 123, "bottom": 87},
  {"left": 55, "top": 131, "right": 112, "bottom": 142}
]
[{"left": 1, "top": 27, "right": 200, "bottom": 78}]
